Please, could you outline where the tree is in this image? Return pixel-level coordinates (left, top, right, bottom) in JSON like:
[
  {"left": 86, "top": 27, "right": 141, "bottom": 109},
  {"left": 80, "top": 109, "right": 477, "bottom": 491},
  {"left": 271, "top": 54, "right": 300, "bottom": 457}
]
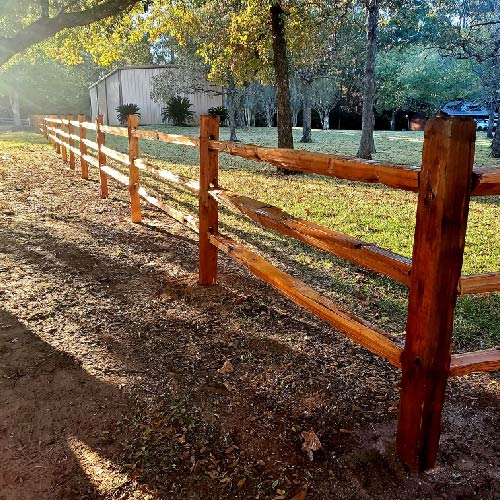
[
  {"left": 357, "top": 0, "right": 380, "bottom": 159},
  {"left": 376, "top": 47, "right": 481, "bottom": 127},
  {"left": 310, "top": 77, "right": 340, "bottom": 129},
  {"left": 429, "top": 0, "right": 500, "bottom": 155},
  {"left": 0, "top": 56, "right": 100, "bottom": 124},
  {"left": 0, "top": 0, "right": 143, "bottom": 67},
  {"left": 270, "top": 2, "right": 294, "bottom": 149}
]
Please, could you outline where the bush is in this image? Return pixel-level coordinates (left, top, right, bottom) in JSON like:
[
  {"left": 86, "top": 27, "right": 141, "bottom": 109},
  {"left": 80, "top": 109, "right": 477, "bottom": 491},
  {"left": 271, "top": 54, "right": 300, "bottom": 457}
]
[
  {"left": 116, "top": 103, "right": 141, "bottom": 125},
  {"left": 162, "top": 96, "right": 194, "bottom": 126},
  {"left": 208, "top": 106, "right": 228, "bottom": 126}
]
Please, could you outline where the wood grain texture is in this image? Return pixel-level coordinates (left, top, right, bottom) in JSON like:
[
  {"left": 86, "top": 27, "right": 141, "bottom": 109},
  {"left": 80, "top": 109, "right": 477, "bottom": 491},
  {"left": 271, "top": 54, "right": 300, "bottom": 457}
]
[
  {"left": 209, "top": 140, "right": 420, "bottom": 191},
  {"left": 209, "top": 189, "right": 411, "bottom": 284},
  {"left": 471, "top": 167, "right": 500, "bottom": 196},
  {"left": 55, "top": 117, "right": 61, "bottom": 154},
  {"left": 96, "top": 115, "right": 109, "bottom": 198},
  {"left": 133, "top": 129, "right": 200, "bottom": 148},
  {"left": 67, "top": 115, "right": 75, "bottom": 169},
  {"left": 210, "top": 232, "right": 402, "bottom": 367},
  {"left": 60, "top": 116, "right": 68, "bottom": 163},
  {"left": 78, "top": 115, "right": 88, "bottom": 179},
  {"left": 99, "top": 124, "right": 129, "bottom": 137},
  {"left": 450, "top": 348, "right": 500, "bottom": 376},
  {"left": 458, "top": 272, "right": 500, "bottom": 295},
  {"left": 128, "top": 114, "right": 142, "bottom": 223},
  {"left": 198, "top": 115, "right": 220, "bottom": 285},
  {"left": 397, "top": 117, "right": 476, "bottom": 472}
]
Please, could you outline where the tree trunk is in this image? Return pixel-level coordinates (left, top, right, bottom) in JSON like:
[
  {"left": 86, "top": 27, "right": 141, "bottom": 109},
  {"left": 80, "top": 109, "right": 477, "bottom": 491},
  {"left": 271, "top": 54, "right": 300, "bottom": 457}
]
[
  {"left": 270, "top": 2, "right": 293, "bottom": 151},
  {"left": 9, "top": 88, "right": 21, "bottom": 128},
  {"left": 357, "top": 0, "right": 379, "bottom": 159},
  {"left": 491, "top": 128, "right": 500, "bottom": 157},
  {"left": 322, "top": 112, "right": 329, "bottom": 130},
  {"left": 301, "top": 83, "right": 312, "bottom": 143},
  {"left": 226, "top": 78, "right": 238, "bottom": 142},
  {"left": 487, "top": 101, "right": 495, "bottom": 139},
  {"left": 390, "top": 110, "right": 396, "bottom": 131}
]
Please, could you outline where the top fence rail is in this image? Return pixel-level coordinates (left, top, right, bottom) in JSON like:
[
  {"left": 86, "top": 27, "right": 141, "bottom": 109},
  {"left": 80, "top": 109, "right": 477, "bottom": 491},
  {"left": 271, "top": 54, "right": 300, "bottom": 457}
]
[{"left": 43, "top": 117, "right": 500, "bottom": 197}]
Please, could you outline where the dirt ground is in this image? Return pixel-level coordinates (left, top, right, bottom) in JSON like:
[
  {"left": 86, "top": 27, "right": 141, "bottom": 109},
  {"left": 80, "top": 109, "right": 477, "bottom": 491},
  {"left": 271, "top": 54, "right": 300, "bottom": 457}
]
[{"left": 1, "top": 140, "right": 499, "bottom": 500}]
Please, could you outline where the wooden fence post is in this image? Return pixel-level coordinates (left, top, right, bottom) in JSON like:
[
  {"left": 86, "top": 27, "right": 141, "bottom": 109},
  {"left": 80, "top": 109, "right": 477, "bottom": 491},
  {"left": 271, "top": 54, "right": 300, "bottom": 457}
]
[
  {"left": 397, "top": 117, "right": 476, "bottom": 471},
  {"left": 78, "top": 115, "right": 88, "bottom": 179},
  {"left": 128, "top": 114, "right": 142, "bottom": 223},
  {"left": 61, "top": 116, "right": 68, "bottom": 163},
  {"left": 68, "top": 115, "right": 75, "bottom": 170},
  {"left": 96, "top": 114, "right": 109, "bottom": 198},
  {"left": 199, "top": 115, "right": 220, "bottom": 285},
  {"left": 55, "top": 116, "right": 61, "bottom": 154}
]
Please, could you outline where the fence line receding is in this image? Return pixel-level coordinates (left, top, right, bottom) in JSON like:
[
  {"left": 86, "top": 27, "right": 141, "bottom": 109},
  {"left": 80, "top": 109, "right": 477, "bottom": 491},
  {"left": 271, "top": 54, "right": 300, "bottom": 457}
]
[{"left": 41, "top": 114, "right": 500, "bottom": 473}]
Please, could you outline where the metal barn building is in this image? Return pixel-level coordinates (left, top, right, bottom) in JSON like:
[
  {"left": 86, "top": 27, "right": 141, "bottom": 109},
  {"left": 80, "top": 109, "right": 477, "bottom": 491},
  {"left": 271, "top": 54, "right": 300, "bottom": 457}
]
[{"left": 89, "top": 65, "right": 223, "bottom": 126}]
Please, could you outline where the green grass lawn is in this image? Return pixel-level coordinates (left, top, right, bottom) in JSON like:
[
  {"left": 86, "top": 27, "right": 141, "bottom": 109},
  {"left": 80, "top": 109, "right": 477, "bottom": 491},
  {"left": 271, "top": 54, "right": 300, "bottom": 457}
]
[{"left": 2, "top": 126, "right": 499, "bottom": 352}]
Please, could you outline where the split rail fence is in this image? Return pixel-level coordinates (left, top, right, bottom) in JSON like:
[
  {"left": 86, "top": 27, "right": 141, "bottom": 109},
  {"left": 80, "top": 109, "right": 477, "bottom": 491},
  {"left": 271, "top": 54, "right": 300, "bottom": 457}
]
[{"left": 41, "top": 114, "right": 500, "bottom": 472}]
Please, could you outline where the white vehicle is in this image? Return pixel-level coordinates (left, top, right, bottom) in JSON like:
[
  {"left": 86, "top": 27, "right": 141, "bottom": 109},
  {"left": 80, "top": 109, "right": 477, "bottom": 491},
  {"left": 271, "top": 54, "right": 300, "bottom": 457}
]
[{"left": 475, "top": 119, "right": 495, "bottom": 132}]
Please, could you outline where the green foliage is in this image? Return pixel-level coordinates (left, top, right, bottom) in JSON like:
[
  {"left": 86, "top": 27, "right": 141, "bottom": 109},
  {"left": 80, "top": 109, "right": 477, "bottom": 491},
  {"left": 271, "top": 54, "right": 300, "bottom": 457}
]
[
  {"left": 0, "top": 56, "right": 99, "bottom": 115},
  {"left": 116, "top": 103, "right": 141, "bottom": 125},
  {"left": 161, "top": 96, "right": 194, "bottom": 126},
  {"left": 208, "top": 106, "right": 228, "bottom": 126},
  {"left": 376, "top": 47, "right": 481, "bottom": 114}
]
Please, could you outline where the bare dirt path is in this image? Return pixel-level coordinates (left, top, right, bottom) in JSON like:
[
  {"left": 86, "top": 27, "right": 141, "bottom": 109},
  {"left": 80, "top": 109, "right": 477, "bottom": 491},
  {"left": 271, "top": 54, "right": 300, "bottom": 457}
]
[{"left": 0, "top": 138, "right": 499, "bottom": 499}]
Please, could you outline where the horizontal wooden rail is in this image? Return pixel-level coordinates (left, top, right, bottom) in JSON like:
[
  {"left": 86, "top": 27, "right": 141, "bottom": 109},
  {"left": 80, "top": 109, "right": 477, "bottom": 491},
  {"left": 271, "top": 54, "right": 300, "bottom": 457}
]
[
  {"left": 100, "top": 124, "right": 129, "bottom": 137},
  {"left": 101, "top": 145, "right": 130, "bottom": 166},
  {"left": 450, "top": 348, "right": 500, "bottom": 376},
  {"left": 137, "top": 186, "right": 199, "bottom": 232},
  {"left": 82, "top": 153, "right": 99, "bottom": 168},
  {"left": 67, "top": 132, "right": 81, "bottom": 143},
  {"left": 66, "top": 143, "right": 82, "bottom": 159},
  {"left": 210, "top": 232, "right": 403, "bottom": 367},
  {"left": 209, "top": 140, "right": 421, "bottom": 191},
  {"left": 100, "top": 165, "right": 128, "bottom": 185},
  {"left": 81, "top": 122, "right": 97, "bottom": 131},
  {"left": 135, "top": 159, "right": 200, "bottom": 193},
  {"left": 69, "top": 119, "right": 81, "bottom": 128},
  {"left": 471, "top": 167, "right": 500, "bottom": 196},
  {"left": 81, "top": 138, "right": 99, "bottom": 151},
  {"left": 45, "top": 118, "right": 62, "bottom": 124},
  {"left": 132, "top": 129, "right": 200, "bottom": 148},
  {"left": 47, "top": 133, "right": 64, "bottom": 147},
  {"left": 209, "top": 189, "right": 412, "bottom": 284},
  {"left": 458, "top": 272, "right": 500, "bottom": 295}
]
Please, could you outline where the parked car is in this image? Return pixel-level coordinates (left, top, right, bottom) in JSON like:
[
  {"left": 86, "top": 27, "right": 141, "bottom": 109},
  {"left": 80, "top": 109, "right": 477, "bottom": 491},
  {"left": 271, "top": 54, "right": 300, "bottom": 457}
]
[{"left": 475, "top": 118, "right": 496, "bottom": 132}]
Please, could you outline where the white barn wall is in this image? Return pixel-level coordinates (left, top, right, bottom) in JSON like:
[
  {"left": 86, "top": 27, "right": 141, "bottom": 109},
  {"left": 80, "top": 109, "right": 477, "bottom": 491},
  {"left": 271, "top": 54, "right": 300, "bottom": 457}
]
[
  {"left": 90, "top": 86, "right": 98, "bottom": 122},
  {"left": 90, "top": 66, "right": 224, "bottom": 126},
  {"left": 105, "top": 71, "right": 121, "bottom": 125}
]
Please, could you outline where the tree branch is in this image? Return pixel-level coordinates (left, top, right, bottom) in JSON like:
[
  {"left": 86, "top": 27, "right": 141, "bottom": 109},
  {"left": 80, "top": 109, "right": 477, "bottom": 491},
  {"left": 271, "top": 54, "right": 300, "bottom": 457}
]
[{"left": 0, "top": 0, "right": 139, "bottom": 66}]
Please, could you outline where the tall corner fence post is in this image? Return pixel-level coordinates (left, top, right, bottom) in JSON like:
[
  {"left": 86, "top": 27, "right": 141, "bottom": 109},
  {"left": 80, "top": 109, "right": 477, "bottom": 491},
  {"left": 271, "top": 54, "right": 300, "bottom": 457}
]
[
  {"left": 127, "top": 114, "right": 142, "bottom": 223},
  {"left": 68, "top": 115, "right": 75, "bottom": 170},
  {"left": 78, "top": 115, "right": 88, "bottom": 179},
  {"left": 397, "top": 116, "right": 476, "bottom": 471},
  {"left": 96, "top": 114, "right": 109, "bottom": 198},
  {"left": 55, "top": 115, "right": 61, "bottom": 154},
  {"left": 61, "top": 116, "right": 68, "bottom": 163},
  {"left": 199, "top": 114, "right": 220, "bottom": 285}
]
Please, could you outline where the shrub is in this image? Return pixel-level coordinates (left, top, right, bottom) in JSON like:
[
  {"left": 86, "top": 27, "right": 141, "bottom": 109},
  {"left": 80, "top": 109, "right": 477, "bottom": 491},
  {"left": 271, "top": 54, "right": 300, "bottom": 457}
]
[
  {"left": 162, "top": 96, "right": 194, "bottom": 126},
  {"left": 208, "top": 106, "right": 228, "bottom": 126},
  {"left": 116, "top": 103, "right": 141, "bottom": 125}
]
